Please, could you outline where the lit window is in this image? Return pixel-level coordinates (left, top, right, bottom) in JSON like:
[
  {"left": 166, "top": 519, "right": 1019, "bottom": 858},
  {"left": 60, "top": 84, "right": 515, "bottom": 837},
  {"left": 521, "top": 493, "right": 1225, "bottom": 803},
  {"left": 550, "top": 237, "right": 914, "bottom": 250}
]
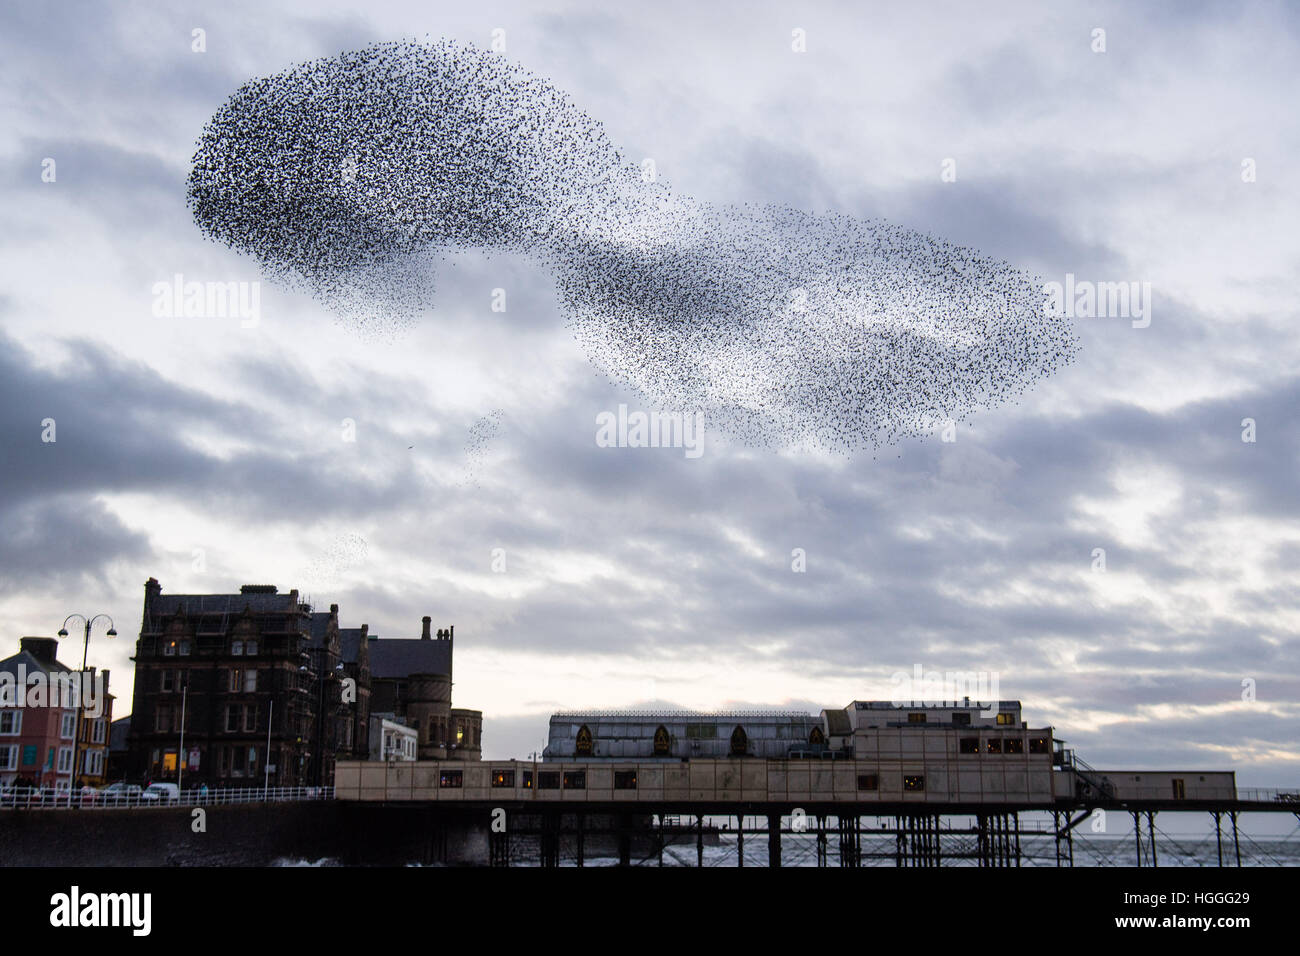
[
  {"left": 614, "top": 770, "right": 637, "bottom": 790},
  {"left": 1005, "top": 737, "right": 1024, "bottom": 754},
  {"left": 164, "top": 640, "right": 176, "bottom": 657},
  {"left": 903, "top": 775, "right": 925, "bottom": 792},
  {"left": 996, "top": 712, "right": 1015, "bottom": 725},
  {"left": 985, "top": 738, "right": 1002, "bottom": 754},
  {"left": 492, "top": 770, "right": 515, "bottom": 788},
  {"left": 959, "top": 737, "right": 980, "bottom": 754},
  {"left": 563, "top": 771, "right": 586, "bottom": 790},
  {"left": 521, "top": 771, "right": 534, "bottom": 789},
  {"left": 907, "top": 713, "right": 927, "bottom": 723},
  {"left": 1028, "top": 737, "right": 1050, "bottom": 754},
  {"left": 439, "top": 770, "right": 463, "bottom": 788}
]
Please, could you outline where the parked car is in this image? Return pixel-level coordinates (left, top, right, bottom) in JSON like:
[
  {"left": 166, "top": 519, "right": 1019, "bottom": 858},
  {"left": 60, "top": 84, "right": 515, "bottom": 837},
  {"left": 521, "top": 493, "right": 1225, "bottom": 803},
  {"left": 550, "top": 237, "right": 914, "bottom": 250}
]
[
  {"left": 96, "top": 782, "right": 143, "bottom": 806},
  {"left": 141, "top": 782, "right": 180, "bottom": 804}
]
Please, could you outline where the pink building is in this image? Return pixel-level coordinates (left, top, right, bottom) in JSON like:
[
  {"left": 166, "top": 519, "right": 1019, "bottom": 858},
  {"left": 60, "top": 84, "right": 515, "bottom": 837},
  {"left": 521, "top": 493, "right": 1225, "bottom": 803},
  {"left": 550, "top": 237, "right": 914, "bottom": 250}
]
[{"left": 0, "top": 637, "right": 111, "bottom": 794}]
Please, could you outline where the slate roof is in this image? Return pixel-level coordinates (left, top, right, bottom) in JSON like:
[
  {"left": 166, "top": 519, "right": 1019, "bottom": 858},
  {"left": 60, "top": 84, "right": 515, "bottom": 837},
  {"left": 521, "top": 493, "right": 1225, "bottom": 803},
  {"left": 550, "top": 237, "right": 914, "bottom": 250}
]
[
  {"left": 0, "top": 649, "right": 71, "bottom": 676},
  {"left": 368, "top": 637, "right": 451, "bottom": 679}
]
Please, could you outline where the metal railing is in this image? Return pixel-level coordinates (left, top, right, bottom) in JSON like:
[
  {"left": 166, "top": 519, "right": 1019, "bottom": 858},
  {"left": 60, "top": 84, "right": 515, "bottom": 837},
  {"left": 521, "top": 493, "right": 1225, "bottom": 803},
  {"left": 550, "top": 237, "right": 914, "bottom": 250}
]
[{"left": 0, "top": 785, "right": 334, "bottom": 810}]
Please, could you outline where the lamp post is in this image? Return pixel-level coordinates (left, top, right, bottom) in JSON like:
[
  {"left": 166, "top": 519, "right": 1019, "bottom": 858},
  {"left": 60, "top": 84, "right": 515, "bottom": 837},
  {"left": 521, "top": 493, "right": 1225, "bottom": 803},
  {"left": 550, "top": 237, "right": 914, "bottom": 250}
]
[{"left": 57, "top": 613, "right": 116, "bottom": 807}]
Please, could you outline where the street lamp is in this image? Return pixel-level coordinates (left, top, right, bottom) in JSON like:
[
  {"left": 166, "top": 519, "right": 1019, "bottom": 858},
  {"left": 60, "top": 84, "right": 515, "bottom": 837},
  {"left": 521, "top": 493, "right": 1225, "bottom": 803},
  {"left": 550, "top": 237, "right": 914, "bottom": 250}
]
[{"left": 57, "top": 613, "right": 116, "bottom": 807}]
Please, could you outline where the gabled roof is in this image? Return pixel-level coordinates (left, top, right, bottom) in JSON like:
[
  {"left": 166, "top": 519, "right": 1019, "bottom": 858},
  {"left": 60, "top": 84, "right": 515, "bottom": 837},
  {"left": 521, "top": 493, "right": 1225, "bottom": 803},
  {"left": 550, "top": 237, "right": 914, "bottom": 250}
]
[{"left": 0, "top": 649, "right": 71, "bottom": 676}]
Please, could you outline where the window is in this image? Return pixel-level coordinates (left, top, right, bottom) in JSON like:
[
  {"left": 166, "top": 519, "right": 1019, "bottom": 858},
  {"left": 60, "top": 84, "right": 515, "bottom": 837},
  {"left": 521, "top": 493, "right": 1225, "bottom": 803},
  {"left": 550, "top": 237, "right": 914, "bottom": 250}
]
[
  {"left": 231, "top": 640, "right": 243, "bottom": 656},
  {"left": 61, "top": 712, "right": 76, "bottom": 738},
  {"left": 1029, "top": 737, "right": 1050, "bottom": 754},
  {"left": 685, "top": 723, "right": 717, "bottom": 739},
  {"left": 959, "top": 737, "right": 980, "bottom": 754},
  {"left": 903, "top": 775, "right": 925, "bottom": 792},
  {"left": 563, "top": 771, "right": 586, "bottom": 790},
  {"left": 985, "top": 738, "right": 1002, "bottom": 754},
  {"left": 155, "top": 707, "right": 172, "bottom": 733},
  {"left": 247, "top": 746, "right": 258, "bottom": 774},
  {"left": 492, "top": 770, "right": 515, "bottom": 788},
  {"left": 729, "top": 725, "right": 748, "bottom": 756},
  {"left": 653, "top": 725, "right": 670, "bottom": 756},
  {"left": 245, "top": 640, "right": 257, "bottom": 656},
  {"left": 228, "top": 669, "right": 242, "bottom": 693},
  {"left": 242, "top": 705, "right": 258, "bottom": 733},
  {"left": 57, "top": 747, "right": 72, "bottom": 773},
  {"left": 856, "top": 774, "right": 878, "bottom": 791},
  {"left": 21, "top": 744, "right": 36, "bottom": 766},
  {"left": 537, "top": 772, "right": 560, "bottom": 790},
  {"left": 225, "top": 706, "right": 239, "bottom": 733},
  {"left": 163, "top": 639, "right": 176, "bottom": 656},
  {"left": 439, "top": 770, "right": 463, "bottom": 788},
  {"left": 996, "top": 712, "right": 1015, "bottom": 725},
  {"left": 160, "top": 670, "right": 175, "bottom": 693},
  {"left": 92, "top": 720, "right": 106, "bottom": 744},
  {"left": 0, "top": 745, "right": 17, "bottom": 770},
  {"left": 243, "top": 670, "right": 258, "bottom": 693},
  {"left": 952, "top": 713, "right": 971, "bottom": 726},
  {"left": 521, "top": 771, "right": 533, "bottom": 789},
  {"left": 809, "top": 726, "right": 826, "bottom": 746},
  {"left": 0, "top": 711, "right": 20, "bottom": 735},
  {"left": 178, "top": 639, "right": 192, "bottom": 656},
  {"left": 907, "top": 713, "right": 927, "bottom": 723},
  {"left": 1005, "top": 737, "right": 1024, "bottom": 754},
  {"left": 1172, "top": 778, "right": 1186, "bottom": 800},
  {"left": 614, "top": 770, "right": 637, "bottom": 790}
]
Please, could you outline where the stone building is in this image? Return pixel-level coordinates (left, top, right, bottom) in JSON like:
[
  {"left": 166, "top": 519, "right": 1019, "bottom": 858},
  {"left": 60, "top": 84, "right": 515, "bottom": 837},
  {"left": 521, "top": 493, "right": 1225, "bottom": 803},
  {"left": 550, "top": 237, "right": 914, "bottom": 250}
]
[
  {"left": 126, "top": 580, "right": 370, "bottom": 788},
  {"left": 368, "top": 617, "right": 481, "bottom": 761},
  {"left": 125, "top": 578, "right": 480, "bottom": 789}
]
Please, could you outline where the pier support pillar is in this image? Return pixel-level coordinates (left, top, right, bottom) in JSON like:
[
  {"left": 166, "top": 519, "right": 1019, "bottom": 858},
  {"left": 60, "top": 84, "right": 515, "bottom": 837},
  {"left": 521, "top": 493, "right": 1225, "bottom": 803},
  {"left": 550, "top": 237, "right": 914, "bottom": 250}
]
[
  {"left": 617, "top": 813, "right": 630, "bottom": 867},
  {"left": 697, "top": 815, "right": 704, "bottom": 868},
  {"left": 1230, "top": 811, "right": 1241, "bottom": 867},
  {"left": 1213, "top": 811, "right": 1223, "bottom": 867},
  {"left": 767, "top": 813, "right": 782, "bottom": 868},
  {"left": 1146, "top": 811, "right": 1158, "bottom": 868}
]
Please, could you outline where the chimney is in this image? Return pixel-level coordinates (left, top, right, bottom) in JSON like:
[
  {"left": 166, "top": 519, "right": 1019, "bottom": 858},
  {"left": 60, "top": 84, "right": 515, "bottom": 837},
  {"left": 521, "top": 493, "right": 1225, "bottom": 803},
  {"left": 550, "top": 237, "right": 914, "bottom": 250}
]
[
  {"left": 360, "top": 624, "right": 369, "bottom": 640},
  {"left": 330, "top": 603, "right": 338, "bottom": 615},
  {"left": 20, "top": 637, "right": 59, "bottom": 666},
  {"left": 145, "top": 577, "right": 161, "bottom": 609},
  {"left": 421, "top": 616, "right": 431, "bottom": 640}
]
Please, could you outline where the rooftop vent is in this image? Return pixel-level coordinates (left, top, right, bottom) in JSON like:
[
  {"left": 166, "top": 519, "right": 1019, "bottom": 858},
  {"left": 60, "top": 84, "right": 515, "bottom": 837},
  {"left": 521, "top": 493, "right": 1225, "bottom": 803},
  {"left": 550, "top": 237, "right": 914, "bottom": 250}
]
[{"left": 240, "top": 585, "right": 278, "bottom": 594}]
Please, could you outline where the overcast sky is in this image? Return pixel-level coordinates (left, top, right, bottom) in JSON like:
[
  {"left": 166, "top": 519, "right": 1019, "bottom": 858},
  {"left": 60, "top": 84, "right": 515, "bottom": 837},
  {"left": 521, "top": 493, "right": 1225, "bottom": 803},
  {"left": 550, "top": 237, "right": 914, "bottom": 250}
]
[{"left": 1, "top": 1, "right": 1297, "bottom": 783}]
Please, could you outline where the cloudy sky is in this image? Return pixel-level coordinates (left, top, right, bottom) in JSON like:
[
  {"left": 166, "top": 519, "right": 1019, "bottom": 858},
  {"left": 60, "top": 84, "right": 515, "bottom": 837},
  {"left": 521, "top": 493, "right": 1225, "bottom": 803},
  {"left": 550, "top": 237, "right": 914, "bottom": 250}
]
[{"left": 1, "top": 1, "right": 1297, "bottom": 783}]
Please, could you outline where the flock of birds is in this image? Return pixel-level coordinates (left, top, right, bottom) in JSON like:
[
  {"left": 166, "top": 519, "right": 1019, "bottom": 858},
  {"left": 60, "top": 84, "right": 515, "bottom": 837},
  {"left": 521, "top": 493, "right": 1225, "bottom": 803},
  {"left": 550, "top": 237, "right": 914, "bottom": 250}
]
[{"left": 187, "top": 39, "right": 1077, "bottom": 454}]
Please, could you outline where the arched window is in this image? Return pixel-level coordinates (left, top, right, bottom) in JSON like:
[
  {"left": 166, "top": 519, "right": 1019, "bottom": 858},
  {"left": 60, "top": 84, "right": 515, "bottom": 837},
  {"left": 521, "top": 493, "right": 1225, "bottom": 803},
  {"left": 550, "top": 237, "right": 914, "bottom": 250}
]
[
  {"left": 652, "top": 725, "right": 670, "bottom": 756},
  {"left": 809, "top": 726, "right": 825, "bottom": 747},
  {"left": 729, "top": 725, "right": 748, "bottom": 756},
  {"left": 575, "top": 724, "right": 593, "bottom": 756}
]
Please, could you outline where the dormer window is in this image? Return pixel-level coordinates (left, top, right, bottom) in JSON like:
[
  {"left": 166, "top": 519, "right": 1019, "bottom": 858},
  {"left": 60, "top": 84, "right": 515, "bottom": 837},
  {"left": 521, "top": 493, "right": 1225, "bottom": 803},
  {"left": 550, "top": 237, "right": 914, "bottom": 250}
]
[
  {"left": 245, "top": 640, "right": 257, "bottom": 656},
  {"left": 231, "top": 639, "right": 243, "bottom": 656}
]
